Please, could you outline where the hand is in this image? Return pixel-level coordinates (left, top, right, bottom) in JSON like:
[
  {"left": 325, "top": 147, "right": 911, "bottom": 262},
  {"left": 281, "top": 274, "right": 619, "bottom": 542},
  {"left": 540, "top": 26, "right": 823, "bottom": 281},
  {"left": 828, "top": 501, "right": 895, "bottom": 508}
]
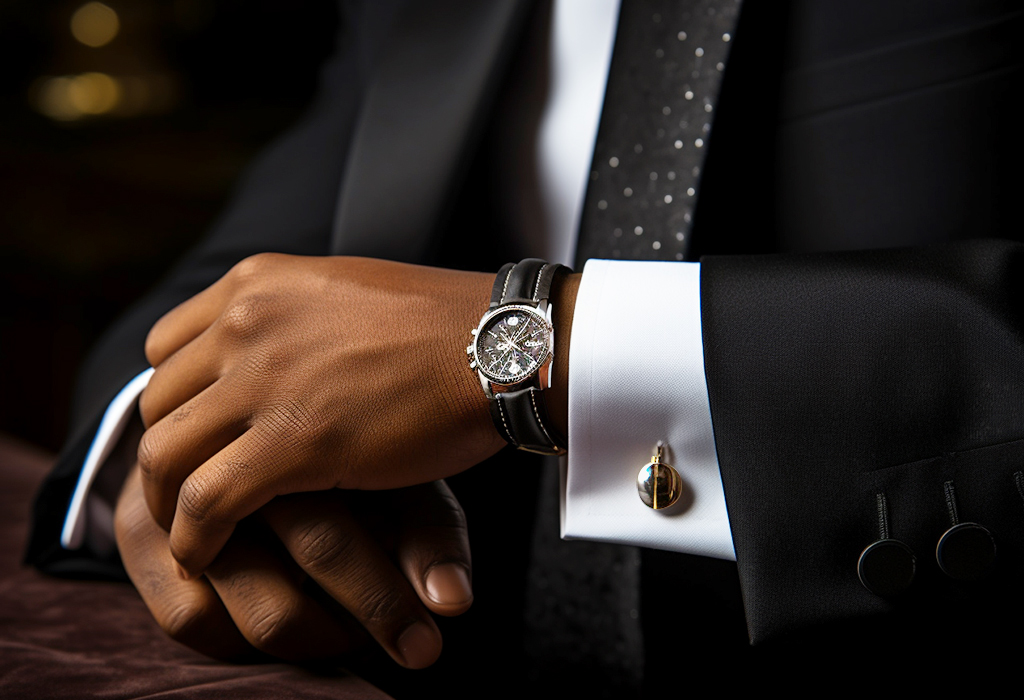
[
  {"left": 115, "top": 462, "right": 473, "bottom": 668},
  {"left": 136, "top": 254, "right": 506, "bottom": 577}
]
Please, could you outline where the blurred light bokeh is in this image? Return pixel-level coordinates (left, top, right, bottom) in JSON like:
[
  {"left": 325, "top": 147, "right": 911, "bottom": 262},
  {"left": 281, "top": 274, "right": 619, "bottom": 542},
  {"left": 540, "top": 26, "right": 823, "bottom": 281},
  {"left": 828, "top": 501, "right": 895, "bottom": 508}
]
[
  {"left": 0, "top": 0, "right": 338, "bottom": 450},
  {"left": 70, "top": 2, "right": 120, "bottom": 48}
]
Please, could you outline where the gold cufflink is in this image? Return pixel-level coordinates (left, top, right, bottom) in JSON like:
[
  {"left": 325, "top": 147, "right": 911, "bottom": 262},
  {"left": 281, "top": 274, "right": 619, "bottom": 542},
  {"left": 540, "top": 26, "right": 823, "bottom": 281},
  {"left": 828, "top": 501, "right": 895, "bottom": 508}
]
[{"left": 637, "top": 441, "right": 681, "bottom": 510}]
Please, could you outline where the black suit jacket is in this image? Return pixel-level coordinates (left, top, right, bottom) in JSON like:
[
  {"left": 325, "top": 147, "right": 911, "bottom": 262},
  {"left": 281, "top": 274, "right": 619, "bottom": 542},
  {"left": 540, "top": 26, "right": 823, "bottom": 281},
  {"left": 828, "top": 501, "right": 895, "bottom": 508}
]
[{"left": 28, "top": 0, "right": 1024, "bottom": 693}]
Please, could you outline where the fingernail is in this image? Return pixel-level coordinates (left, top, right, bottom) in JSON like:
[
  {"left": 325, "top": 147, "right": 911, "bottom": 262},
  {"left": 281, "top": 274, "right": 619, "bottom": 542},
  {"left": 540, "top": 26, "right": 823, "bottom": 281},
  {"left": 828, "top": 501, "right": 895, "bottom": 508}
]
[
  {"left": 397, "top": 621, "right": 441, "bottom": 669},
  {"left": 425, "top": 563, "right": 472, "bottom": 606}
]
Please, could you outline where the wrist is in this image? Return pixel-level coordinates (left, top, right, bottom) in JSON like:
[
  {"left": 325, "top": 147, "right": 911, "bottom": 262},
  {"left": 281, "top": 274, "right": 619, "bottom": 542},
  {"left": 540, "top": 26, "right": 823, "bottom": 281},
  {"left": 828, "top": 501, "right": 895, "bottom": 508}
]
[
  {"left": 446, "top": 270, "right": 507, "bottom": 454},
  {"left": 548, "top": 271, "right": 580, "bottom": 441}
]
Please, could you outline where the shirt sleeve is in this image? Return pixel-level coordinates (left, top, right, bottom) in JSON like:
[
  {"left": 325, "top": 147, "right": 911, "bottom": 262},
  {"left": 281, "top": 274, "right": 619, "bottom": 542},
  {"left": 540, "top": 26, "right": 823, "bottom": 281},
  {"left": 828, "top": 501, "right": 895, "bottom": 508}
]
[
  {"left": 60, "top": 368, "right": 154, "bottom": 552},
  {"left": 562, "top": 258, "right": 735, "bottom": 560}
]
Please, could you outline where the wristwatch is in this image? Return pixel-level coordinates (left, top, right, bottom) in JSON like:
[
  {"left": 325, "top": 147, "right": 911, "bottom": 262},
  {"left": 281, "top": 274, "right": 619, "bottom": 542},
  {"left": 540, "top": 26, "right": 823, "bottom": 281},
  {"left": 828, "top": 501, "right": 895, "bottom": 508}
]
[{"left": 467, "top": 259, "right": 568, "bottom": 455}]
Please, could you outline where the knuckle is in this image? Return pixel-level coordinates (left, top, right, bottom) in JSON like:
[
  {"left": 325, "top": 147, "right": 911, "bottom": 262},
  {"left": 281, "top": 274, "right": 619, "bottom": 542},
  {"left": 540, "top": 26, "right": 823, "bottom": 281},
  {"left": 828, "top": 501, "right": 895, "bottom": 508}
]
[
  {"left": 219, "top": 295, "right": 273, "bottom": 340},
  {"left": 136, "top": 430, "right": 165, "bottom": 485},
  {"left": 240, "top": 346, "right": 288, "bottom": 380},
  {"left": 404, "top": 483, "right": 469, "bottom": 529},
  {"left": 354, "top": 583, "right": 408, "bottom": 627},
  {"left": 262, "top": 399, "right": 325, "bottom": 444},
  {"left": 177, "top": 472, "right": 224, "bottom": 527},
  {"left": 113, "top": 494, "right": 153, "bottom": 547},
  {"left": 137, "top": 389, "right": 156, "bottom": 428},
  {"left": 143, "top": 328, "right": 161, "bottom": 367},
  {"left": 293, "top": 521, "right": 354, "bottom": 575},
  {"left": 245, "top": 600, "right": 298, "bottom": 653},
  {"left": 230, "top": 252, "right": 279, "bottom": 282},
  {"left": 161, "top": 600, "right": 209, "bottom": 642},
  {"left": 433, "top": 487, "right": 468, "bottom": 528}
]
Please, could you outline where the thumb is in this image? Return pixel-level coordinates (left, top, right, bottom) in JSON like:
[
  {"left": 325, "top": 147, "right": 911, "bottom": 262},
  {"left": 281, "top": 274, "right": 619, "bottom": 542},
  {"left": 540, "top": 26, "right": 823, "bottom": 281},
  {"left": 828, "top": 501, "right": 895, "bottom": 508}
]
[{"left": 390, "top": 480, "right": 473, "bottom": 617}]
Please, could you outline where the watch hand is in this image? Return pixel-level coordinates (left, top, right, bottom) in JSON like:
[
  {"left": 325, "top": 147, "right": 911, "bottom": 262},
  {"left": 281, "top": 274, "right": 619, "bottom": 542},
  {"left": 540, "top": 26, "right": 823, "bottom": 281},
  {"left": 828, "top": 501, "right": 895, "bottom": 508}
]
[
  {"left": 499, "top": 332, "right": 523, "bottom": 354},
  {"left": 510, "top": 324, "right": 530, "bottom": 344},
  {"left": 493, "top": 348, "right": 513, "bottom": 370}
]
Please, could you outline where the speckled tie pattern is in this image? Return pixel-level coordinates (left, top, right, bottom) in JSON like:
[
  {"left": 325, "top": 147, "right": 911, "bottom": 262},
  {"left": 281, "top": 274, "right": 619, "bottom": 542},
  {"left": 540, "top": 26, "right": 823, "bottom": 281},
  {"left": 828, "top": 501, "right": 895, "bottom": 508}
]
[
  {"left": 576, "top": 0, "right": 741, "bottom": 264},
  {"left": 525, "top": 2, "right": 743, "bottom": 696}
]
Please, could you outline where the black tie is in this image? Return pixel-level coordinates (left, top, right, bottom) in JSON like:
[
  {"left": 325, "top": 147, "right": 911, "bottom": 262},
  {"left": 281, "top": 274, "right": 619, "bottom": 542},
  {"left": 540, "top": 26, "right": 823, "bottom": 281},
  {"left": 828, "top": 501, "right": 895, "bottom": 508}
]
[
  {"left": 524, "top": 1, "right": 742, "bottom": 697},
  {"left": 575, "top": 0, "right": 741, "bottom": 264}
]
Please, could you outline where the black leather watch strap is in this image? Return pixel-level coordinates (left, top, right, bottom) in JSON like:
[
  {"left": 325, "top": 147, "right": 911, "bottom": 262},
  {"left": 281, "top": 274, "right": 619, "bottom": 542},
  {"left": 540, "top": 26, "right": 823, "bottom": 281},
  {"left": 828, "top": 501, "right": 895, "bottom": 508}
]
[
  {"left": 480, "top": 258, "right": 569, "bottom": 455},
  {"left": 491, "top": 387, "right": 566, "bottom": 455},
  {"left": 490, "top": 258, "right": 561, "bottom": 307}
]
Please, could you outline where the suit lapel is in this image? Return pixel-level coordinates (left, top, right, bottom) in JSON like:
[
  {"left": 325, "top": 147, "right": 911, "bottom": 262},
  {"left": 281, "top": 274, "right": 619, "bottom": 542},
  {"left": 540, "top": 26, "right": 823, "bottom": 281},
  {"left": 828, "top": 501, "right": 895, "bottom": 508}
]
[{"left": 330, "top": 0, "right": 532, "bottom": 259}]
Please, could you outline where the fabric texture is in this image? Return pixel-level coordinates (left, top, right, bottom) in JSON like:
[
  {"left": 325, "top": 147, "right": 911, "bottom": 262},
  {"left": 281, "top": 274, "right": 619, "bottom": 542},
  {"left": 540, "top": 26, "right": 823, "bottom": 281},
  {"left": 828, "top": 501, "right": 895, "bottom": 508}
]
[
  {"left": 576, "top": 0, "right": 739, "bottom": 261},
  {"left": 565, "top": 259, "right": 731, "bottom": 558},
  {"left": 2, "top": 436, "right": 392, "bottom": 700},
  {"left": 703, "top": 242, "right": 1024, "bottom": 642},
  {"left": 22, "top": 0, "right": 1024, "bottom": 695}
]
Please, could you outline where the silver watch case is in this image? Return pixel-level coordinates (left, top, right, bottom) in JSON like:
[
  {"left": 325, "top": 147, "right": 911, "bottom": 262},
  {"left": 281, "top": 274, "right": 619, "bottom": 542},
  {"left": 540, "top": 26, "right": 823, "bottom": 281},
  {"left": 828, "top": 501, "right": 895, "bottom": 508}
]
[{"left": 467, "top": 302, "right": 555, "bottom": 398}]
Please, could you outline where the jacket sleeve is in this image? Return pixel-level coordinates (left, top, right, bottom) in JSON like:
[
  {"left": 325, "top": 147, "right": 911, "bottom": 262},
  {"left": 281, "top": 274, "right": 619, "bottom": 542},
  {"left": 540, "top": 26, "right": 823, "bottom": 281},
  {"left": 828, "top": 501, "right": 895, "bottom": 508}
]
[
  {"left": 24, "top": 4, "right": 380, "bottom": 575},
  {"left": 701, "top": 240, "right": 1024, "bottom": 642}
]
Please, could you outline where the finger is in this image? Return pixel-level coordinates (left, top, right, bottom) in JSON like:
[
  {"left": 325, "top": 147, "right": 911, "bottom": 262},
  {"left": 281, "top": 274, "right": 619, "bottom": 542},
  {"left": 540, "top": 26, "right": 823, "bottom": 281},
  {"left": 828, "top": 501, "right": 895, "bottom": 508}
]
[
  {"left": 137, "top": 376, "right": 248, "bottom": 532},
  {"left": 204, "top": 521, "right": 364, "bottom": 661},
  {"left": 114, "top": 465, "right": 251, "bottom": 661},
  {"left": 387, "top": 481, "right": 474, "bottom": 617},
  {"left": 138, "top": 326, "right": 225, "bottom": 429},
  {"left": 166, "top": 423, "right": 336, "bottom": 578},
  {"left": 146, "top": 254, "right": 291, "bottom": 367},
  {"left": 144, "top": 263, "right": 247, "bottom": 367},
  {"left": 263, "top": 493, "right": 444, "bottom": 670}
]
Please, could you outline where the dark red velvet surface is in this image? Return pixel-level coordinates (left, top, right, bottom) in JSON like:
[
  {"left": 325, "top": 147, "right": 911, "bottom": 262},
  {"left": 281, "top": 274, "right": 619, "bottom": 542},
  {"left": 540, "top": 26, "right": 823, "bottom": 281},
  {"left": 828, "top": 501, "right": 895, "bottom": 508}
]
[{"left": 0, "top": 436, "right": 392, "bottom": 699}]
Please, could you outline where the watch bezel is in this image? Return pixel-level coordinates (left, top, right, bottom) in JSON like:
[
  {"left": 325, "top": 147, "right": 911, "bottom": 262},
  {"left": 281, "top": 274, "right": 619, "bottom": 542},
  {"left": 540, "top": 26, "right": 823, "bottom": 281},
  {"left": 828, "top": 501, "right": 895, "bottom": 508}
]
[{"left": 471, "top": 304, "right": 554, "bottom": 386}]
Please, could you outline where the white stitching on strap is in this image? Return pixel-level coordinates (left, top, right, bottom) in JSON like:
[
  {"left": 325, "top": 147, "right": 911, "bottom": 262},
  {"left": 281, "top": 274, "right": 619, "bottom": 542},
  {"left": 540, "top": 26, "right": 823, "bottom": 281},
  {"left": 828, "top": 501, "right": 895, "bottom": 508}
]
[
  {"left": 532, "top": 264, "right": 548, "bottom": 302},
  {"left": 500, "top": 266, "right": 514, "bottom": 304},
  {"left": 529, "top": 389, "right": 558, "bottom": 448},
  {"left": 495, "top": 395, "right": 516, "bottom": 444}
]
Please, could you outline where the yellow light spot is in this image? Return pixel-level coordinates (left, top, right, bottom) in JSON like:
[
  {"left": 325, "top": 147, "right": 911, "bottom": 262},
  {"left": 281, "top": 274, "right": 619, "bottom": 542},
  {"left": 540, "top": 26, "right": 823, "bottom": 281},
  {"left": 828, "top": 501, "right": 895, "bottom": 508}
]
[
  {"left": 36, "top": 76, "right": 82, "bottom": 121},
  {"left": 70, "top": 2, "right": 120, "bottom": 48},
  {"left": 68, "top": 72, "right": 121, "bottom": 114}
]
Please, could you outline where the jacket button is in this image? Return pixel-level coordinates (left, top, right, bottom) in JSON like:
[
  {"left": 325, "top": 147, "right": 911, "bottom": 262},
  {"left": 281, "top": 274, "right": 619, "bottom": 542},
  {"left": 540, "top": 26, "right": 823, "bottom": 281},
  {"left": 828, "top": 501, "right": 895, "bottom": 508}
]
[
  {"left": 858, "top": 539, "right": 916, "bottom": 597},
  {"left": 936, "top": 522, "right": 996, "bottom": 581}
]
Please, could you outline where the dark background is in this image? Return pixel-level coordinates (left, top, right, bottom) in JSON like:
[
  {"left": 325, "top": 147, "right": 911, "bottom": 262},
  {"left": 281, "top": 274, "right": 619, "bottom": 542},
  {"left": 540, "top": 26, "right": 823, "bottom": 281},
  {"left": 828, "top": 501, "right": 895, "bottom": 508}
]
[{"left": 0, "top": 0, "right": 338, "bottom": 452}]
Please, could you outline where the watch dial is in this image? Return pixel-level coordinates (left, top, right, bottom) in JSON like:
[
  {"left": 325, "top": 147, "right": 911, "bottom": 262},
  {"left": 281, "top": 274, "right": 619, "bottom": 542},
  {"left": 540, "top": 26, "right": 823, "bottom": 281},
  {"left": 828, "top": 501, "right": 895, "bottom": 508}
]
[{"left": 475, "top": 307, "right": 551, "bottom": 384}]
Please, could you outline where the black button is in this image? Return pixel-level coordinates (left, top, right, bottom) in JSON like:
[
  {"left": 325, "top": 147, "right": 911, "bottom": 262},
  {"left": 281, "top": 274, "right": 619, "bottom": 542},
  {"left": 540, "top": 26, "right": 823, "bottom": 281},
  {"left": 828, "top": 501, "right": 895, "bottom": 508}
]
[
  {"left": 858, "top": 539, "right": 916, "bottom": 597},
  {"left": 936, "top": 522, "right": 996, "bottom": 581}
]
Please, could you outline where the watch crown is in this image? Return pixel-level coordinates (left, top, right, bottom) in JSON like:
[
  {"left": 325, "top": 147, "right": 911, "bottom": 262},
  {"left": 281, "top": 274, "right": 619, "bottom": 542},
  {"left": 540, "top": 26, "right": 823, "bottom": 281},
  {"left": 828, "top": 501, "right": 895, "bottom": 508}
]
[
  {"left": 466, "top": 344, "right": 474, "bottom": 355},
  {"left": 469, "top": 360, "right": 477, "bottom": 370}
]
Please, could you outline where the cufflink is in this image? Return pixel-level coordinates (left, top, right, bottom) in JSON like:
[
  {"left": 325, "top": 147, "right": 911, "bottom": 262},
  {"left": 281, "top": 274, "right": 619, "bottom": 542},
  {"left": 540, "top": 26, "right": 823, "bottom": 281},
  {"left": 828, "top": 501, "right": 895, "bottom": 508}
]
[
  {"left": 858, "top": 492, "right": 916, "bottom": 597},
  {"left": 936, "top": 481, "right": 996, "bottom": 581},
  {"left": 637, "top": 442, "right": 681, "bottom": 510}
]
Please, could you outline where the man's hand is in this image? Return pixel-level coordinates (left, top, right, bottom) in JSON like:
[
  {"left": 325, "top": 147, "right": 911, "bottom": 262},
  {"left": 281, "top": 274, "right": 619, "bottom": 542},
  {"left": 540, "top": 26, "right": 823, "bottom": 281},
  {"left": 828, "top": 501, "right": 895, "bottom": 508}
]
[
  {"left": 115, "top": 462, "right": 473, "bottom": 668},
  {"left": 136, "top": 254, "right": 507, "bottom": 577}
]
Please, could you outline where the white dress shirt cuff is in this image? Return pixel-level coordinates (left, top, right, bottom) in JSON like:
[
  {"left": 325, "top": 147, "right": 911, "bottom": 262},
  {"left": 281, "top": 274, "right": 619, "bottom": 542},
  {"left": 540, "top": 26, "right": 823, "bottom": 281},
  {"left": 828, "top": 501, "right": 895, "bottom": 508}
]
[
  {"left": 563, "top": 259, "right": 735, "bottom": 560},
  {"left": 61, "top": 367, "right": 154, "bottom": 550}
]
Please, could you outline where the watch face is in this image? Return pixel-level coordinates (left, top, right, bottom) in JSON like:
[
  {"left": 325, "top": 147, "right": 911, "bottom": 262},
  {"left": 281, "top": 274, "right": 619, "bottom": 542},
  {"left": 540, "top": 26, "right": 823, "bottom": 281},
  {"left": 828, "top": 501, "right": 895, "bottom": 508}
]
[{"left": 474, "top": 305, "right": 552, "bottom": 385}]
